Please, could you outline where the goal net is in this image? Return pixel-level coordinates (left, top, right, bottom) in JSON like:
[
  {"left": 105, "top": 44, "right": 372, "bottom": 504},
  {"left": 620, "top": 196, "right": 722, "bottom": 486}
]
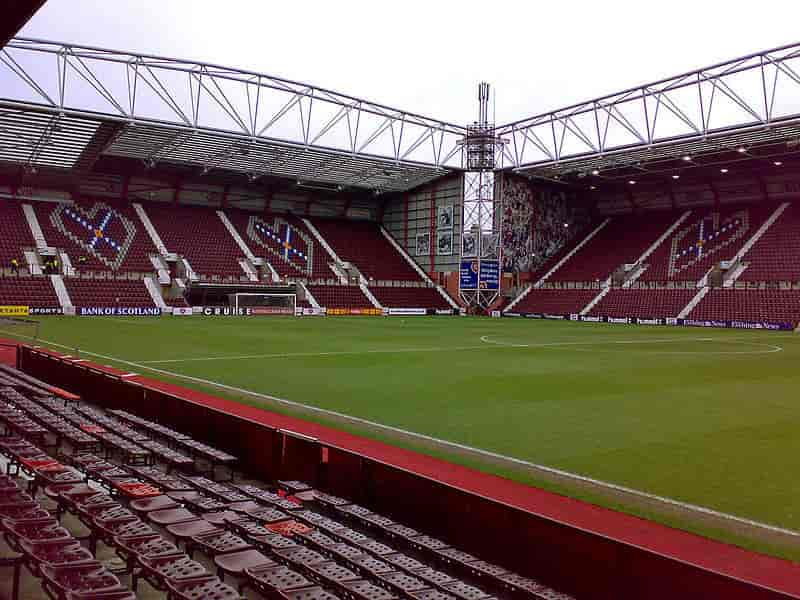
[
  {"left": 0, "top": 317, "right": 40, "bottom": 342},
  {"left": 229, "top": 293, "right": 296, "bottom": 316}
]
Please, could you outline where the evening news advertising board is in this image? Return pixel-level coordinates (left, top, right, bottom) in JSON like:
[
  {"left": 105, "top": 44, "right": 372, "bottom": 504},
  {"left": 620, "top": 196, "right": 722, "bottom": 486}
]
[{"left": 503, "top": 312, "right": 796, "bottom": 331}]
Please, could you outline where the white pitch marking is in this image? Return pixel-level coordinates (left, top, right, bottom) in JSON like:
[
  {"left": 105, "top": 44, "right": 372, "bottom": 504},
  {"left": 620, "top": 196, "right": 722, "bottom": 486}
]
[
  {"left": 141, "top": 344, "right": 490, "bottom": 364},
  {"left": 4, "top": 331, "right": 799, "bottom": 539},
  {"left": 480, "top": 335, "right": 784, "bottom": 355}
]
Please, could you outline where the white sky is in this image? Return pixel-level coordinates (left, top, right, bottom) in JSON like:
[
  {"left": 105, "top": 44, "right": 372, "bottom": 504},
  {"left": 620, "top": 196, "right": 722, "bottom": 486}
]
[{"left": 19, "top": 0, "right": 800, "bottom": 126}]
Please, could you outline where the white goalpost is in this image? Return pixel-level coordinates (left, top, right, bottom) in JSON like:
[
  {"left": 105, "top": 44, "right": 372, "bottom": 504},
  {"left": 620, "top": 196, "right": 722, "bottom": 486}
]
[{"left": 229, "top": 292, "right": 297, "bottom": 316}]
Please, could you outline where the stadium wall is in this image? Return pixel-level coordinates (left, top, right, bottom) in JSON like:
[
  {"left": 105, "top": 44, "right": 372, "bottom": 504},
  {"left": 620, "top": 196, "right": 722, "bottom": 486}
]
[
  {"left": 383, "top": 173, "right": 464, "bottom": 274},
  {"left": 16, "top": 344, "right": 800, "bottom": 600}
]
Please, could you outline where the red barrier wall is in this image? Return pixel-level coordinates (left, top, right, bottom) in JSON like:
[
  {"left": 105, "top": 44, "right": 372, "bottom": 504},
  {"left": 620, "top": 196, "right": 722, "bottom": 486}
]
[{"left": 17, "top": 345, "right": 800, "bottom": 600}]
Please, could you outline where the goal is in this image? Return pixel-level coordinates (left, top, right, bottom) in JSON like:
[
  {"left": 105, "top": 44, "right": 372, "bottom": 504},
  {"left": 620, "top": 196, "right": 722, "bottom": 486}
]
[{"left": 229, "top": 293, "right": 296, "bottom": 316}]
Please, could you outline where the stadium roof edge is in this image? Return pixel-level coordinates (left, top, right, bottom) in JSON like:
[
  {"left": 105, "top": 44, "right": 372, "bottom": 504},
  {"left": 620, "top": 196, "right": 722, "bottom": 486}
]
[
  {"left": 496, "top": 39, "right": 800, "bottom": 131},
  {"left": 8, "top": 37, "right": 468, "bottom": 134}
]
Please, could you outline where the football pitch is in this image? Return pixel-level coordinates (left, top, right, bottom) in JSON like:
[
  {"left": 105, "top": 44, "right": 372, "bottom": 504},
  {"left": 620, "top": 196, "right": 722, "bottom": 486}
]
[{"left": 4, "top": 315, "right": 800, "bottom": 561}]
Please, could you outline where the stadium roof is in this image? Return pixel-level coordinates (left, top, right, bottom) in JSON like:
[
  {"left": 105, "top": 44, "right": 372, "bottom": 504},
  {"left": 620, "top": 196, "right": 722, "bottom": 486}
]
[
  {"left": 1, "top": 35, "right": 799, "bottom": 193},
  {"left": 498, "top": 42, "right": 800, "bottom": 185},
  {"left": 0, "top": 38, "right": 466, "bottom": 193}
]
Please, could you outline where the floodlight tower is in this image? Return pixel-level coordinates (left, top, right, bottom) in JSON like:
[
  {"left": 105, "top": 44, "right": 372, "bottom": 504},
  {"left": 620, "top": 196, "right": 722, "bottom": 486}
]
[{"left": 458, "top": 83, "right": 506, "bottom": 310}]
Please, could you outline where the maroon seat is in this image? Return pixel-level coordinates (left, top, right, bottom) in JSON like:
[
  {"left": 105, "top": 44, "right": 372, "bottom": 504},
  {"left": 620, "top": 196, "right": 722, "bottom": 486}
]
[
  {"left": 245, "top": 564, "right": 313, "bottom": 595},
  {"left": 188, "top": 531, "right": 251, "bottom": 559},
  {"left": 19, "top": 539, "right": 94, "bottom": 575},
  {"left": 147, "top": 507, "right": 198, "bottom": 526},
  {"left": 129, "top": 495, "right": 179, "bottom": 515},
  {"left": 41, "top": 562, "right": 125, "bottom": 598},
  {"left": 166, "top": 520, "right": 221, "bottom": 546},
  {"left": 213, "top": 549, "right": 275, "bottom": 581},
  {"left": 65, "top": 592, "right": 137, "bottom": 600},
  {"left": 282, "top": 586, "right": 346, "bottom": 600},
  {"left": 4, "top": 519, "right": 72, "bottom": 544},
  {"left": 112, "top": 533, "right": 179, "bottom": 564},
  {"left": 340, "top": 580, "right": 399, "bottom": 600},
  {"left": 136, "top": 553, "right": 209, "bottom": 591},
  {"left": 166, "top": 575, "right": 242, "bottom": 600}
]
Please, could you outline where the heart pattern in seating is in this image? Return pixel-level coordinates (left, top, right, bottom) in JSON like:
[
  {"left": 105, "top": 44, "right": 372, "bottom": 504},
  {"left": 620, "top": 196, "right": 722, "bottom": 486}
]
[
  {"left": 247, "top": 216, "right": 314, "bottom": 276},
  {"left": 668, "top": 210, "right": 748, "bottom": 277},
  {"left": 50, "top": 202, "right": 136, "bottom": 271}
]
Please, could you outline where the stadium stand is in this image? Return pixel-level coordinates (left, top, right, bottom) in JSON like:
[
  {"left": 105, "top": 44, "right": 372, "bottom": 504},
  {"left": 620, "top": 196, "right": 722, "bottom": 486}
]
[
  {"left": 0, "top": 276, "right": 59, "bottom": 309},
  {"left": 306, "top": 284, "right": 374, "bottom": 310},
  {"left": 738, "top": 201, "right": 800, "bottom": 282},
  {"left": 227, "top": 209, "right": 334, "bottom": 280},
  {"left": 32, "top": 199, "right": 159, "bottom": 274},
  {"left": 142, "top": 204, "right": 248, "bottom": 281},
  {"left": 547, "top": 212, "right": 681, "bottom": 283},
  {"left": 0, "top": 201, "right": 34, "bottom": 272},
  {"left": 509, "top": 288, "right": 598, "bottom": 315},
  {"left": 309, "top": 218, "right": 422, "bottom": 282},
  {"left": 688, "top": 289, "right": 800, "bottom": 326},
  {"left": 370, "top": 286, "right": 450, "bottom": 310},
  {"left": 0, "top": 364, "right": 576, "bottom": 600},
  {"left": 63, "top": 278, "right": 156, "bottom": 309},
  {"left": 589, "top": 288, "right": 697, "bottom": 320},
  {"left": 638, "top": 204, "right": 775, "bottom": 283}
]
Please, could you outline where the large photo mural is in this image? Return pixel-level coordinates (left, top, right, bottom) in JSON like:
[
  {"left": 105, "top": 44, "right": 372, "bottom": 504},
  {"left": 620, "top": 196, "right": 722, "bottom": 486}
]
[{"left": 500, "top": 175, "right": 589, "bottom": 275}]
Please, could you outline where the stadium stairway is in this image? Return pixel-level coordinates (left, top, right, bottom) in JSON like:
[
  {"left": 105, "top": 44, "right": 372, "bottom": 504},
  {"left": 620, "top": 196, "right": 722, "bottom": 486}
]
[
  {"left": 307, "top": 218, "right": 422, "bottom": 283},
  {"left": 678, "top": 287, "right": 709, "bottom": 319},
  {"left": 141, "top": 204, "right": 249, "bottom": 282},
  {"left": 133, "top": 202, "right": 170, "bottom": 257},
  {"left": 534, "top": 218, "right": 610, "bottom": 287},
  {"left": 21, "top": 203, "right": 51, "bottom": 253},
  {"left": 227, "top": 210, "right": 336, "bottom": 281},
  {"left": 547, "top": 212, "right": 682, "bottom": 285},
  {"left": 50, "top": 274, "right": 72, "bottom": 311},
  {"left": 719, "top": 202, "right": 789, "bottom": 287},
  {"left": 737, "top": 201, "right": 800, "bottom": 283},
  {"left": 622, "top": 210, "right": 692, "bottom": 287}
]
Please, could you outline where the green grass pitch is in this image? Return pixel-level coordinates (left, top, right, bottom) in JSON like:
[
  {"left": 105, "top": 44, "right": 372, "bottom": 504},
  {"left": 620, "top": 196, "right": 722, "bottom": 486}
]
[{"left": 5, "top": 315, "right": 800, "bottom": 560}]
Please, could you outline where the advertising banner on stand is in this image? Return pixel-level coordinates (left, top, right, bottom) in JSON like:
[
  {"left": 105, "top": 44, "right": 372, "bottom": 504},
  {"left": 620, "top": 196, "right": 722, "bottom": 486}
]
[
  {"left": 78, "top": 307, "right": 162, "bottom": 317},
  {"left": 478, "top": 260, "right": 500, "bottom": 290},
  {"left": 460, "top": 260, "right": 478, "bottom": 290}
]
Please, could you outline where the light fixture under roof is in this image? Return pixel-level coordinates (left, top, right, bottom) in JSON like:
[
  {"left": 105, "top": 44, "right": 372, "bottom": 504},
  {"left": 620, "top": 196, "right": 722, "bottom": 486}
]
[
  {"left": 672, "top": 174, "right": 680, "bottom": 179},
  {"left": 590, "top": 185, "right": 597, "bottom": 190},
  {"left": 720, "top": 168, "right": 729, "bottom": 173},
  {"left": 682, "top": 155, "right": 692, "bottom": 161},
  {"left": 774, "top": 161, "right": 783, "bottom": 166},
  {"left": 737, "top": 147, "right": 747, "bottom": 153},
  {"left": 628, "top": 180, "right": 636, "bottom": 185},
  {"left": 591, "top": 169, "right": 600, "bottom": 175}
]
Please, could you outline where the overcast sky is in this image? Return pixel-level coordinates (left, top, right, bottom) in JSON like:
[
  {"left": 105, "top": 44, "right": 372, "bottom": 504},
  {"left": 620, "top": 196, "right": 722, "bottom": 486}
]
[{"left": 19, "top": 0, "right": 800, "bottom": 126}]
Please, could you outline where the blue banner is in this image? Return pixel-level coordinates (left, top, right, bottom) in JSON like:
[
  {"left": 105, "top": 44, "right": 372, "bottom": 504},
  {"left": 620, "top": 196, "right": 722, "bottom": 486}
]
[
  {"left": 479, "top": 260, "right": 500, "bottom": 290},
  {"left": 460, "top": 260, "right": 478, "bottom": 290}
]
